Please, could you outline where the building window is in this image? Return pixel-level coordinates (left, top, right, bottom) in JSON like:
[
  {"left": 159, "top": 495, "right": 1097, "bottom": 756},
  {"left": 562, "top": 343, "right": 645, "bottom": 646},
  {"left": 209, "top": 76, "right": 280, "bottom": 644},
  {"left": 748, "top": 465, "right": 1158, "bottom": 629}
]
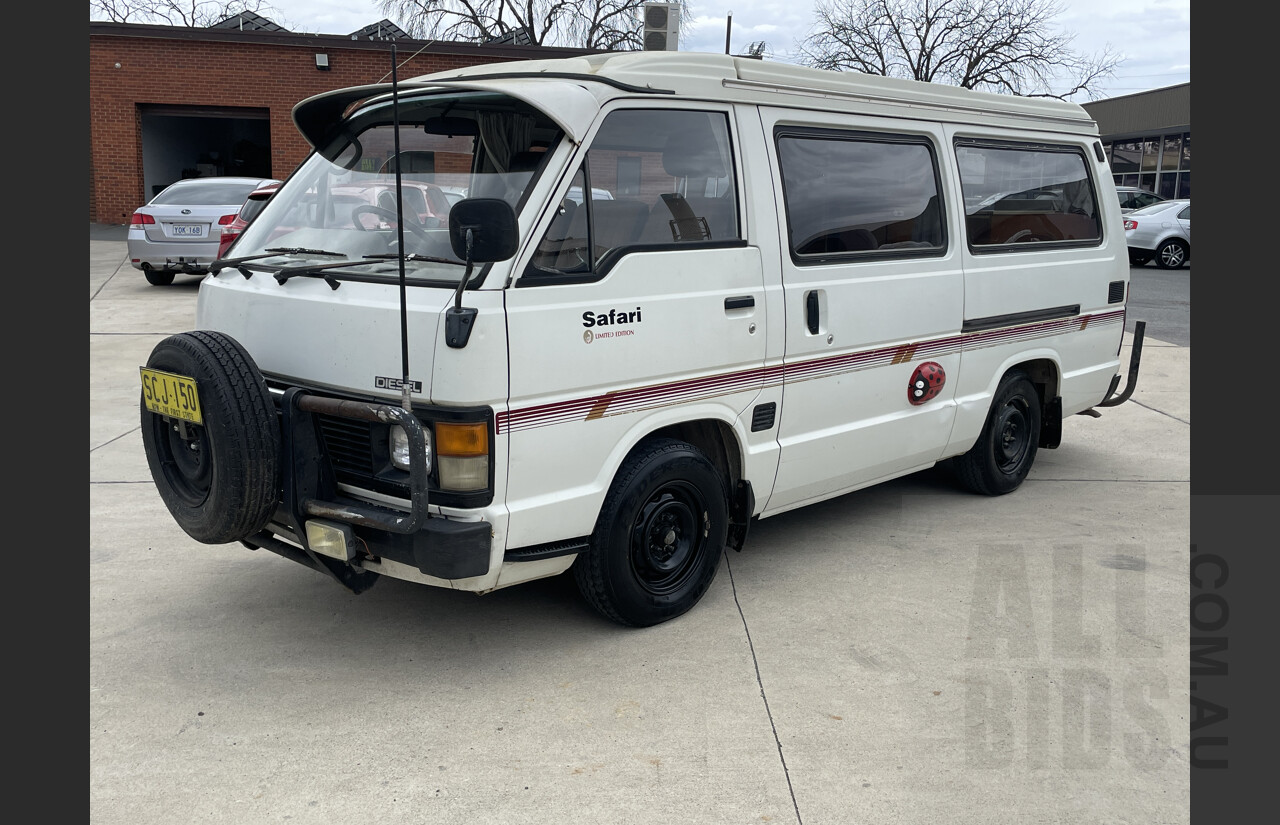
[
  {"left": 1110, "top": 140, "right": 1140, "bottom": 173},
  {"left": 1160, "top": 134, "right": 1182, "bottom": 171},
  {"left": 1140, "top": 138, "right": 1160, "bottom": 172}
]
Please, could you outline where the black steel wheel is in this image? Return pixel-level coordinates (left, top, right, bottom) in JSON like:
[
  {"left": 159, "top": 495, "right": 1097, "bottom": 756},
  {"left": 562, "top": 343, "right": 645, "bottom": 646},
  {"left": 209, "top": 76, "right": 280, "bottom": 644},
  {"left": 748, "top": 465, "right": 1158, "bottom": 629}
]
[
  {"left": 952, "top": 370, "right": 1041, "bottom": 496},
  {"left": 574, "top": 438, "right": 727, "bottom": 627},
  {"left": 1155, "top": 239, "right": 1188, "bottom": 269},
  {"left": 141, "top": 330, "right": 280, "bottom": 544}
]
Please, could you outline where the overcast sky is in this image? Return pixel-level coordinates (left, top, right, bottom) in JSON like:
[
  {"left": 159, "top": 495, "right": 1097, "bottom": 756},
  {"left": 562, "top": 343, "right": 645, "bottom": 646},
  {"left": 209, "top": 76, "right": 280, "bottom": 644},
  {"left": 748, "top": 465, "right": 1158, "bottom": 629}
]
[{"left": 242, "top": 0, "right": 1190, "bottom": 101}]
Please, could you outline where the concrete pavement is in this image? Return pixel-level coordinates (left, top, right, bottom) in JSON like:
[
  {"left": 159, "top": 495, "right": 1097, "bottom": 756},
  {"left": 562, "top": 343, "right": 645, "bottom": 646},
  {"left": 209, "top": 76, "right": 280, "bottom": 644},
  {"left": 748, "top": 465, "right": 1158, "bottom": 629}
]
[{"left": 90, "top": 226, "right": 1190, "bottom": 825}]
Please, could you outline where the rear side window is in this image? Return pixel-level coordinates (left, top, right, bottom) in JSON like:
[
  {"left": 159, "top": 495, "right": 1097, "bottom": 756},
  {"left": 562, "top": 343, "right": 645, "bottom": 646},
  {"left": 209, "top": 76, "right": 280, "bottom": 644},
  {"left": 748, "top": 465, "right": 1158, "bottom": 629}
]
[
  {"left": 956, "top": 140, "right": 1101, "bottom": 249},
  {"left": 775, "top": 129, "right": 945, "bottom": 263}
]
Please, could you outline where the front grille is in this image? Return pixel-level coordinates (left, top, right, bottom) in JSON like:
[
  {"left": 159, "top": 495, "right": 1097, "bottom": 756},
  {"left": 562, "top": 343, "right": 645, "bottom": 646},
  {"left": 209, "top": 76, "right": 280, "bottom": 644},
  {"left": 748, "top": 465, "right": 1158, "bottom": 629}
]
[
  {"left": 316, "top": 414, "right": 376, "bottom": 476},
  {"left": 264, "top": 378, "right": 494, "bottom": 508}
]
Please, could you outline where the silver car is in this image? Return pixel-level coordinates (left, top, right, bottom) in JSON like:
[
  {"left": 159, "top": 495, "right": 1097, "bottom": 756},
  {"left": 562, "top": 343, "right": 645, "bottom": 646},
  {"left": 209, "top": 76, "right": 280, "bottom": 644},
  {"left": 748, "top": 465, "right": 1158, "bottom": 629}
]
[
  {"left": 1124, "top": 199, "right": 1190, "bottom": 269},
  {"left": 128, "top": 176, "right": 280, "bottom": 285}
]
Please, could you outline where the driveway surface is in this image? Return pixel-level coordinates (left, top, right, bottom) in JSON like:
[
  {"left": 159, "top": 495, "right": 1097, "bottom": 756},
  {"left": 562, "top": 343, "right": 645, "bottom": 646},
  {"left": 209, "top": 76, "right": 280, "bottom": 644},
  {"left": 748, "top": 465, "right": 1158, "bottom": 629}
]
[{"left": 91, "top": 226, "right": 1190, "bottom": 824}]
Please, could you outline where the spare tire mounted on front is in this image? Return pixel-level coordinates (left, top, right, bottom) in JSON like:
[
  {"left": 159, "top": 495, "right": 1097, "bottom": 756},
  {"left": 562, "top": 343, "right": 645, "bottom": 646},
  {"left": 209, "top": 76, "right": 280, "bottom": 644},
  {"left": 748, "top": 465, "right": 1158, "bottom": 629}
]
[{"left": 140, "top": 330, "right": 280, "bottom": 545}]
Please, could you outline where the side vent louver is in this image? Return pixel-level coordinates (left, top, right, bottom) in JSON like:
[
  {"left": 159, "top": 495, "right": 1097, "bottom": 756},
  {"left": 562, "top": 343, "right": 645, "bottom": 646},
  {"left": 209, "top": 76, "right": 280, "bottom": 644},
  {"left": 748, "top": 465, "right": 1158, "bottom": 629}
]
[
  {"left": 1108, "top": 280, "right": 1125, "bottom": 304},
  {"left": 751, "top": 402, "right": 776, "bottom": 432}
]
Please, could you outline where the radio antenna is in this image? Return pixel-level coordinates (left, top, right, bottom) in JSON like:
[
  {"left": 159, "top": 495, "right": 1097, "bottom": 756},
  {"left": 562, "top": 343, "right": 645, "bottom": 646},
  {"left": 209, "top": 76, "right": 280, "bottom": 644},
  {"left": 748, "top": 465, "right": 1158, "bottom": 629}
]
[{"left": 390, "top": 44, "right": 411, "bottom": 411}]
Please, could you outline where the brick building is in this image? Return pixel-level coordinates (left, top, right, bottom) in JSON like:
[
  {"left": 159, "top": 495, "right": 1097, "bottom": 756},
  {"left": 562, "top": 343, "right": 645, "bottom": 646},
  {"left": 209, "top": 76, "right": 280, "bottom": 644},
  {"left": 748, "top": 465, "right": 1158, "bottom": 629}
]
[{"left": 89, "top": 19, "right": 595, "bottom": 224}]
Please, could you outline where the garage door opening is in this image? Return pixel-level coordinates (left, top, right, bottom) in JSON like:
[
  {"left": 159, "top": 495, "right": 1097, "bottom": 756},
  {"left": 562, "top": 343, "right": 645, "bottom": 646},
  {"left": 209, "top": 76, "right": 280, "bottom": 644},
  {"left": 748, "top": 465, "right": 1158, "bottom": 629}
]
[{"left": 140, "top": 104, "right": 271, "bottom": 200}]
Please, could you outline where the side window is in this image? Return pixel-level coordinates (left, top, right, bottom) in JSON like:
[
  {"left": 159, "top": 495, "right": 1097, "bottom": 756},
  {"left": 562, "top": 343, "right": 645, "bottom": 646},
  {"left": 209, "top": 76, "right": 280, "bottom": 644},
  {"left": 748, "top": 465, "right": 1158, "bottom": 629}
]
[
  {"left": 528, "top": 109, "right": 739, "bottom": 278},
  {"left": 956, "top": 141, "right": 1102, "bottom": 249},
  {"left": 1178, "top": 206, "right": 1190, "bottom": 220},
  {"left": 775, "top": 129, "right": 945, "bottom": 262}
]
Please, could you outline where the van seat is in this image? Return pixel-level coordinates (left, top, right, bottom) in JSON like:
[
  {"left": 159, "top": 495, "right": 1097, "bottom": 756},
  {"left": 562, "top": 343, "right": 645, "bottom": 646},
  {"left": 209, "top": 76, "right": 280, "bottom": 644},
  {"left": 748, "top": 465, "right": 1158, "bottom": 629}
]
[
  {"left": 592, "top": 199, "right": 651, "bottom": 251},
  {"left": 640, "top": 194, "right": 737, "bottom": 243}
]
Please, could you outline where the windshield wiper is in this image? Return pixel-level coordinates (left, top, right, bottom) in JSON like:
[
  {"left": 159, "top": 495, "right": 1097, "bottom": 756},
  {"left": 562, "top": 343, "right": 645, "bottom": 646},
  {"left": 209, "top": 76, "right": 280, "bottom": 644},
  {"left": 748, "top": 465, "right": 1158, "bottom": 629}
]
[
  {"left": 266, "top": 247, "right": 347, "bottom": 257},
  {"left": 211, "top": 248, "right": 348, "bottom": 280},
  {"left": 363, "top": 253, "right": 465, "bottom": 267},
  {"left": 273, "top": 259, "right": 389, "bottom": 289}
]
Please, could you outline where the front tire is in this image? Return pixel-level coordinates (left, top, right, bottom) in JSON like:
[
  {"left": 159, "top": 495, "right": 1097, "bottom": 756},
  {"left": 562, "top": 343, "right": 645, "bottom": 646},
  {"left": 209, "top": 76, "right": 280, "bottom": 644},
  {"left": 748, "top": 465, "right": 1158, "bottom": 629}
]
[
  {"left": 1155, "top": 239, "right": 1188, "bottom": 269},
  {"left": 140, "top": 331, "right": 280, "bottom": 544},
  {"left": 953, "top": 370, "right": 1041, "bottom": 496},
  {"left": 574, "top": 439, "right": 728, "bottom": 627}
]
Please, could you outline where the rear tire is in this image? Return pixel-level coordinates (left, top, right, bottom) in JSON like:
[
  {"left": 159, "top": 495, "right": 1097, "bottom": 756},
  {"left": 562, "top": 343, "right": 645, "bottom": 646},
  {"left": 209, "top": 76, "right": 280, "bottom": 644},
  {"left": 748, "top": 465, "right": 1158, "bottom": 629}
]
[
  {"left": 1155, "top": 239, "right": 1188, "bottom": 269},
  {"left": 141, "top": 331, "right": 280, "bottom": 544},
  {"left": 145, "top": 268, "right": 176, "bottom": 286},
  {"left": 574, "top": 439, "right": 727, "bottom": 627},
  {"left": 953, "top": 370, "right": 1041, "bottom": 496}
]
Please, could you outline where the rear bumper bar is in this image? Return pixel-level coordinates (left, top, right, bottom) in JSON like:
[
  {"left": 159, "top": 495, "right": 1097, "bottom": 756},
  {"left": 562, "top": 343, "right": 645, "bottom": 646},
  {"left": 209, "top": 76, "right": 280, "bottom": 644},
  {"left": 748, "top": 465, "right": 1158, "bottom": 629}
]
[{"left": 1097, "top": 320, "right": 1146, "bottom": 408}]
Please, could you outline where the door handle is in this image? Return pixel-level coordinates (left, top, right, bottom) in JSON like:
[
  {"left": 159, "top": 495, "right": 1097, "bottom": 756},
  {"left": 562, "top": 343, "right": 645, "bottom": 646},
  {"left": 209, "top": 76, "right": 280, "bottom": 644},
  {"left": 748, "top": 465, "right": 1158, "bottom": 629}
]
[
  {"left": 806, "top": 290, "right": 820, "bottom": 334},
  {"left": 724, "top": 296, "right": 755, "bottom": 310}
]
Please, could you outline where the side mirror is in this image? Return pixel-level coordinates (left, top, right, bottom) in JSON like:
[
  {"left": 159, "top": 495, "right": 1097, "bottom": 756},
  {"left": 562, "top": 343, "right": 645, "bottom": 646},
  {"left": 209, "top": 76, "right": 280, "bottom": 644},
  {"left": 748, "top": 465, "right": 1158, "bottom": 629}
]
[
  {"left": 444, "top": 199, "right": 519, "bottom": 350},
  {"left": 448, "top": 198, "right": 518, "bottom": 263}
]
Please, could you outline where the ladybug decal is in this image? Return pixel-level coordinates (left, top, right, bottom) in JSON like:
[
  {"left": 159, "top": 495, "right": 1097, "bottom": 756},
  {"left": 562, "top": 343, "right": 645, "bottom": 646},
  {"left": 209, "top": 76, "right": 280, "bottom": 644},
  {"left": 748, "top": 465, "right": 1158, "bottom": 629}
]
[{"left": 908, "top": 361, "right": 946, "bottom": 406}]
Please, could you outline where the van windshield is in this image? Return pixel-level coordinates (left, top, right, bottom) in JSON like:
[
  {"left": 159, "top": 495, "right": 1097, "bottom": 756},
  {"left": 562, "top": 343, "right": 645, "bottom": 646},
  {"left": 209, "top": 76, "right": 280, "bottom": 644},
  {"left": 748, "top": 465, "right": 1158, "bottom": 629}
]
[{"left": 230, "top": 91, "right": 563, "bottom": 286}]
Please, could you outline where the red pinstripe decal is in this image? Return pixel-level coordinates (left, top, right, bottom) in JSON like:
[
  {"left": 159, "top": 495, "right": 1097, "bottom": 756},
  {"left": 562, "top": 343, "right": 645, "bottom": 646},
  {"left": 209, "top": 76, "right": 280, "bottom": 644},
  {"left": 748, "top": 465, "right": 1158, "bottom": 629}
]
[{"left": 496, "top": 308, "right": 1125, "bottom": 434}]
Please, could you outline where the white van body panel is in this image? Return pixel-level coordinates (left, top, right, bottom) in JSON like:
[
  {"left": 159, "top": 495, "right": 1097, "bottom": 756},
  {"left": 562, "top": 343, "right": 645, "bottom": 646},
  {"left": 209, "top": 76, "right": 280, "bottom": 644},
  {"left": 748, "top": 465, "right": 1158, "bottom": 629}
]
[
  {"left": 502, "top": 243, "right": 768, "bottom": 548},
  {"left": 198, "top": 273, "right": 450, "bottom": 400},
  {"left": 752, "top": 106, "right": 965, "bottom": 514}
]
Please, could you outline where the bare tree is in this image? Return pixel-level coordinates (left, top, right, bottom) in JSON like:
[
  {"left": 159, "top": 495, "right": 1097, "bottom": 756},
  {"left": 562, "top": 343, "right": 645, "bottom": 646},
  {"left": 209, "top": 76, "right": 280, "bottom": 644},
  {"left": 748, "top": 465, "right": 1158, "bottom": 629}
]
[
  {"left": 376, "top": 0, "right": 692, "bottom": 49},
  {"left": 797, "top": 0, "right": 1120, "bottom": 100},
  {"left": 90, "top": 0, "right": 279, "bottom": 27}
]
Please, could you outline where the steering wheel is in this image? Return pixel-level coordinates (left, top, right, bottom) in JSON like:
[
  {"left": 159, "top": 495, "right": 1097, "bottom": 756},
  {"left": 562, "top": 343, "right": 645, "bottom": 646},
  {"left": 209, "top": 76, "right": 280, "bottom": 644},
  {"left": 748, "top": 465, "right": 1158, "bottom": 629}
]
[{"left": 351, "top": 204, "right": 431, "bottom": 240}]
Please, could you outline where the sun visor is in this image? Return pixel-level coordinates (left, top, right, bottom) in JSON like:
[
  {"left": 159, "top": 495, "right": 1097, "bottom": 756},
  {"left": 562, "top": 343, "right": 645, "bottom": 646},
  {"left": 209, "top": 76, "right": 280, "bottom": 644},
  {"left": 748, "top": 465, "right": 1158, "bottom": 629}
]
[{"left": 292, "top": 78, "right": 599, "bottom": 158}]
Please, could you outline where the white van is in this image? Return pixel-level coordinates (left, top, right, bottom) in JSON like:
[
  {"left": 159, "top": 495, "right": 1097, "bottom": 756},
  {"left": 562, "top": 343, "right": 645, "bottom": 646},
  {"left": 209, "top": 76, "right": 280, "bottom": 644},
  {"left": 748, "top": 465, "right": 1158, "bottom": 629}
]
[{"left": 139, "top": 52, "right": 1145, "bottom": 626}]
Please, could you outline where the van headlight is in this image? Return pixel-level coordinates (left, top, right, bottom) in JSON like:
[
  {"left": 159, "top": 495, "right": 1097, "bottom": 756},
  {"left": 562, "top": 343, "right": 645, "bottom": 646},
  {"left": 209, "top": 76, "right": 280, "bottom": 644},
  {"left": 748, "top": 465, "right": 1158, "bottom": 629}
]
[{"left": 389, "top": 424, "right": 432, "bottom": 472}]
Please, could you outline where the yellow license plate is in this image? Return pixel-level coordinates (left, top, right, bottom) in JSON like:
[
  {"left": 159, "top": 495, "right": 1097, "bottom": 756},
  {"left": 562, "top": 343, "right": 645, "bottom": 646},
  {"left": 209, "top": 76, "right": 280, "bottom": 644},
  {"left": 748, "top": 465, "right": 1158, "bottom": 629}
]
[{"left": 140, "top": 368, "right": 203, "bottom": 425}]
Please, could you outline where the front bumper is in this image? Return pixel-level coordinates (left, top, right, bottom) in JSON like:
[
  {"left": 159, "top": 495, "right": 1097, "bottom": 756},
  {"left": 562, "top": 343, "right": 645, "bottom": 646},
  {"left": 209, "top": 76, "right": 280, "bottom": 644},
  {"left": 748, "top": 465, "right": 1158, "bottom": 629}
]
[{"left": 244, "top": 388, "right": 492, "bottom": 591}]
